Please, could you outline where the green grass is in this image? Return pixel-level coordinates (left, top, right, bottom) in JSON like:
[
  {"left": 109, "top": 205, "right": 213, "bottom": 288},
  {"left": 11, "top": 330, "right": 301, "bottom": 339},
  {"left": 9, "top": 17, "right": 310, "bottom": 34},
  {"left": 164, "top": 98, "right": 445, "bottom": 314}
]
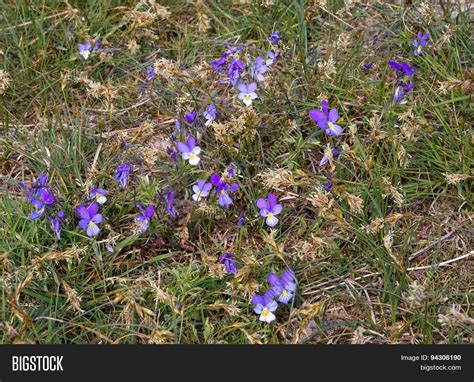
[{"left": 0, "top": 0, "right": 472, "bottom": 344}]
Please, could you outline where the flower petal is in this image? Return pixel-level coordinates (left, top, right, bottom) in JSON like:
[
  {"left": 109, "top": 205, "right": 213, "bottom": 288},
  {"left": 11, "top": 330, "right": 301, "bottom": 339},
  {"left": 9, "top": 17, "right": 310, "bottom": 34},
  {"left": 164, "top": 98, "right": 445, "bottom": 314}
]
[
  {"left": 252, "top": 294, "right": 264, "bottom": 307},
  {"left": 86, "top": 222, "right": 100, "bottom": 237},
  {"left": 266, "top": 214, "right": 279, "bottom": 227},
  {"left": 188, "top": 155, "right": 200, "bottom": 166},
  {"left": 78, "top": 219, "right": 90, "bottom": 229},
  {"left": 247, "top": 82, "right": 257, "bottom": 92},
  {"left": 268, "top": 273, "right": 281, "bottom": 287},
  {"left": 267, "top": 193, "right": 277, "bottom": 209},
  {"left": 327, "top": 123, "right": 343, "bottom": 136},
  {"left": 328, "top": 108, "right": 339, "bottom": 123},
  {"left": 309, "top": 110, "right": 328, "bottom": 129},
  {"left": 272, "top": 204, "right": 282, "bottom": 215},
  {"left": 176, "top": 142, "right": 189, "bottom": 153},
  {"left": 321, "top": 100, "right": 329, "bottom": 117},
  {"left": 91, "top": 213, "right": 103, "bottom": 224},
  {"left": 256, "top": 198, "right": 269, "bottom": 210},
  {"left": 187, "top": 136, "right": 196, "bottom": 150},
  {"left": 210, "top": 174, "right": 221, "bottom": 186},
  {"left": 88, "top": 203, "right": 99, "bottom": 217},
  {"left": 76, "top": 205, "right": 90, "bottom": 220}
]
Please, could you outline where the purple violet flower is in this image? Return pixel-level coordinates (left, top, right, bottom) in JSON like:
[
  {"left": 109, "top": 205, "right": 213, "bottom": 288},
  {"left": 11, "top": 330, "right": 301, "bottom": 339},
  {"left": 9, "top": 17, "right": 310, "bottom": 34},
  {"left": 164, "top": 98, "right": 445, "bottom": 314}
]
[
  {"left": 219, "top": 252, "right": 237, "bottom": 275},
  {"left": 253, "top": 57, "right": 268, "bottom": 82},
  {"left": 252, "top": 290, "right": 278, "bottom": 323},
  {"left": 184, "top": 111, "right": 197, "bottom": 124},
  {"left": 203, "top": 103, "right": 216, "bottom": 127},
  {"left": 20, "top": 172, "right": 48, "bottom": 204},
  {"left": 323, "top": 181, "right": 334, "bottom": 191},
  {"left": 237, "top": 211, "right": 247, "bottom": 227},
  {"left": 361, "top": 62, "right": 373, "bottom": 71},
  {"left": 29, "top": 190, "right": 55, "bottom": 220},
  {"left": 268, "top": 269, "right": 296, "bottom": 304},
  {"left": 146, "top": 65, "right": 155, "bottom": 81},
  {"left": 309, "top": 100, "right": 343, "bottom": 136},
  {"left": 320, "top": 147, "right": 341, "bottom": 167},
  {"left": 413, "top": 32, "right": 429, "bottom": 56},
  {"left": 92, "top": 38, "right": 102, "bottom": 52},
  {"left": 78, "top": 42, "right": 91, "bottom": 60},
  {"left": 257, "top": 193, "right": 282, "bottom": 227},
  {"left": 388, "top": 60, "right": 416, "bottom": 76},
  {"left": 210, "top": 172, "right": 238, "bottom": 207},
  {"left": 268, "top": 32, "right": 280, "bottom": 45},
  {"left": 192, "top": 179, "right": 212, "bottom": 202},
  {"left": 210, "top": 52, "right": 229, "bottom": 72},
  {"left": 228, "top": 59, "right": 244, "bottom": 87},
  {"left": 176, "top": 136, "right": 201, "bottom": 166},
  {"left": 393, "top": 82, "right": 414, "bottom": 103},
  {"left": 90, "top": 187, "right": 107, "bottom": 205},
  {"left": 166, "top": 190, "right": 177, "bottom": 219},
  {"left": 115, "top": 163, "right": 131, "bottom": 189},
  {"left": 266, "top": 50, "right": 278, "bottom": 66},
  {"left": 237, "top": 82, "right": 258, "bottom": 107},
  {"left": 76, "top": 203, "right": 102, "bottom": 237},
  {"left": 167, "top": 147, "right": 179, "bottom": 162},
  {"left": 51, "top": 211, "right": 65, "bottom": 240},
  {"left": 135, "top": 203, "right": 155, "bottom": 233}
]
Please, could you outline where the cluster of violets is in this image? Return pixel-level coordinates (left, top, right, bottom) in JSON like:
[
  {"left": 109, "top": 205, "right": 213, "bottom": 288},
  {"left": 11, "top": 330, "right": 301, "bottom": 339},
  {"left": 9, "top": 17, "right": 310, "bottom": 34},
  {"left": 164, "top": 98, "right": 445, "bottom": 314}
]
[
  {"left": 388, "top": 31, "right": 429, "bottom": 103},
  {"left": 209, "top": 31, "right": 280, "bottom": 107},
  {"left": 34, "top": 30, "right": 428, "bottom": 321},
  {"left": 19, "top": 173, "right": 64, "bottom": 240},
  {"left": 305, "top": 31, "right": 429, "bottom": 190},
  {"left": 252, "top": 269, "right": 296, "bottom": 323},
  {"left": 308, "top": 99, "right": 343, "bottom": 191}
]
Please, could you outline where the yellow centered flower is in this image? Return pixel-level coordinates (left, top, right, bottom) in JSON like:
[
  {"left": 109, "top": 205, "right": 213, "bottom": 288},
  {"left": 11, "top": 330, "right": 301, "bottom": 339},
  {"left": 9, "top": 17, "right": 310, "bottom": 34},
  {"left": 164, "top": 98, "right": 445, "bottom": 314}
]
[
  {"left": 328, "top": 122, "right": 334, "bottom": 129},
  {"left": 268, "top": 213, "right": 274, "bottom": 219},
  {"left": 88, "top": 221, "right": 95, "bottom": 227},
  {"left": 262, "top": 308, "right": 269, "bottom": 317},
  {"left": 189, "top": 153, "right": 195, "bottom": 161},
  {"left": 221, "top": 189, "right": 225, "bottom": 194},
  {"left": 282, "top": 290, "right": 288, "bottom": 297},
  {"left": 244, "top": 94, "right": 251, "bottom": 102},
  {"left": 417, "top": 46, "right": 422, "bottom": 53}
]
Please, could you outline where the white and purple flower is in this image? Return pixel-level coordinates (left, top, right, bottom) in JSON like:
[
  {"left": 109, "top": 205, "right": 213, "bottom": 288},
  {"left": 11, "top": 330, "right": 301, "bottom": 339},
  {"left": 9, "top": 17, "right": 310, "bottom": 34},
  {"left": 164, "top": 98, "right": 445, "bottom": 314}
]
[
  {"left": 135, "top": 203, "right": 154, "bottom": 233},
  {"left": 78, "top": 42, "right": 92, "bottom": 60},
  {"left": 393, "top": 82, "right": 414, "bottom": 103},
  {"left": 76, "top": 203, "right": 102, "bottom": 237},
  {"left": 210, "top": 170, "right": 238, "bottom": 207},
  {"left": 252, "top": 290, "right": 278, "bottom": 323},
  {"left": 90, "top": 187, "right": 107, "bottom": 205},
  {"left": 268, "top": 269, "right": 296, "bottom": 304},
  {"left": 256, "top": 193, "right": 282, "bottom": 227},
  {"left": 203, "top": 103, "right": 216, "bottom": 127},
  {"left": 176, "top": 136, "right": 201, "bottom": 166},
  {"left": 413, "top": 32, "right": 429, "bottom": 56},
  {"left": 252, "top": 57, "right": 268, "bottom": 82},
  {"left": 237, "top": 82, "right": 258, "bottom": 107},
  {"left": 266, "top": 50, "right": 278, "bottom": 66},
  {"left": 309, "top": 100, "right": 343, "bottom": 136},
  {"left": 192, "top": 179, "right": 212, "bottom": 202}
]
